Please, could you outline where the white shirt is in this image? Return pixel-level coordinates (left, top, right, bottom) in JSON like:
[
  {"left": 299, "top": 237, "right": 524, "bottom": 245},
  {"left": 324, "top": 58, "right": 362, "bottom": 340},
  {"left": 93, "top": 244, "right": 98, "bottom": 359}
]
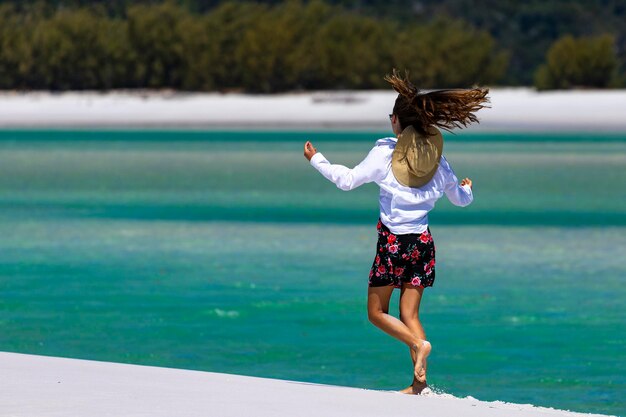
[{"left": 309, "top": 136, "right": 473, "bottom": 234}]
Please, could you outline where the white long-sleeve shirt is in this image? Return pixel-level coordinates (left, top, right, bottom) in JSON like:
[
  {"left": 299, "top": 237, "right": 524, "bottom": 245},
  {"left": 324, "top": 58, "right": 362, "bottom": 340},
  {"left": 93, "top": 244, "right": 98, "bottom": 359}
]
[{"left": 309, "top": 136, "right": 473, "bottom": 234}]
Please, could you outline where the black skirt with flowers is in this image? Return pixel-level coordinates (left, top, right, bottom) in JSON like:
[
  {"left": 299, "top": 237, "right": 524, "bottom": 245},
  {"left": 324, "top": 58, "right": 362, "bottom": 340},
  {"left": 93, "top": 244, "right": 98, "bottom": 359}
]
[{"left": 368, "top": 218, "right": 436, "bottom": 288}]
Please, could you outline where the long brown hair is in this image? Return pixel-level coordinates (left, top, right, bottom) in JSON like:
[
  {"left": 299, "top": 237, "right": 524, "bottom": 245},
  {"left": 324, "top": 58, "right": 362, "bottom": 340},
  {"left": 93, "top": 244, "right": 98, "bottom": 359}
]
[{"left": 384, "top": 69, "right": 490, "bottom": 136}]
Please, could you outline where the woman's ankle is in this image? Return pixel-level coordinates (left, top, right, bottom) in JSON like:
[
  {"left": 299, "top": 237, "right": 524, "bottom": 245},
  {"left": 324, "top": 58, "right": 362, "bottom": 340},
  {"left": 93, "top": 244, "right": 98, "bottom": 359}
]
[{"left": 410, "top": 339, "right": 424, "bottom": 351}]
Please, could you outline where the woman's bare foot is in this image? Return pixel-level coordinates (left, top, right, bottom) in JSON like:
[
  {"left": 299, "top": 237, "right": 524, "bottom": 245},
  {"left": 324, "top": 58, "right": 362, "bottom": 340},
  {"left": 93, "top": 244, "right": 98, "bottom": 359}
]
[
  {"left": 411, "top": 340, "right": 431, "bottom": 383},
  {"left": 398, "top": 385, "right": 414, "bottom": 394},
  {"left": 412, "top": 380, "right": 428, "bottom": 394},
  {"left": 398, "top": 381, "right": 428, "bottom": 395}
]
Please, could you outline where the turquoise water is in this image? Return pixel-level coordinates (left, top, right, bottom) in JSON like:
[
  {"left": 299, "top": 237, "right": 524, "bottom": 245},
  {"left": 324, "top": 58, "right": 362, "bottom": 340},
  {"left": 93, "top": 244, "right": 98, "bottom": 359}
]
[{"left": 0, "top": 130, "right": 624, "bottom": 416}]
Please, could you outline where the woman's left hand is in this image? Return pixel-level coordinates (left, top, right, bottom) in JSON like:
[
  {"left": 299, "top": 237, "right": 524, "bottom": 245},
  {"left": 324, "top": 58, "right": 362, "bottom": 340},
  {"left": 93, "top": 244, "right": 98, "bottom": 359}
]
[
  {"left": 304, "top": 141, "right": 317, "bottom": 161},
  {"left": 460, "top": 177, "right": 473, "bottom": 189}
]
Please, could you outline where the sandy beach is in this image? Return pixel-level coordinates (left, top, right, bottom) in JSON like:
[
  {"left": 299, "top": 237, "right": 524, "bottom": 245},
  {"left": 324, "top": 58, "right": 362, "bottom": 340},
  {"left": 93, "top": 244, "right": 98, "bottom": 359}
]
[
  {"left": 0, "top": 351, "right": 615, "bottom": 417},
  {"left": 0, "top": 88, "right": 625, "bottom": 131}
]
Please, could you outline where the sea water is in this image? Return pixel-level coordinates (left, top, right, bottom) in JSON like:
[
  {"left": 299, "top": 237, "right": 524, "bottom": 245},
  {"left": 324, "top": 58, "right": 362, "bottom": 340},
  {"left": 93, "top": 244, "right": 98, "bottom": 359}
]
[{"left": 0, "top": 130, "right": 624, "bottom": 416}]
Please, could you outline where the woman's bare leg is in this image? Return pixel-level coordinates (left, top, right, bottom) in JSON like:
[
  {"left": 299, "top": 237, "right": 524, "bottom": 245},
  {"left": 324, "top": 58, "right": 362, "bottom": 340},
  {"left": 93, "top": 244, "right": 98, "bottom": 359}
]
[
  {"left": 367, "top": 285, "right": 430, "bottom": 383},
  {"left": 399, "top": 283, "right": 430, "bottom": 394}
]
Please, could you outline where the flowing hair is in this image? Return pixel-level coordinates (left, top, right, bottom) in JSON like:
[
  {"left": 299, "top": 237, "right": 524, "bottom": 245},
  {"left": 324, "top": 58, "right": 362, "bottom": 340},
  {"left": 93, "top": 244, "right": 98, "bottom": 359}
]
[{"left": 384, "top": 69, "right": 490, "bottom": 136}]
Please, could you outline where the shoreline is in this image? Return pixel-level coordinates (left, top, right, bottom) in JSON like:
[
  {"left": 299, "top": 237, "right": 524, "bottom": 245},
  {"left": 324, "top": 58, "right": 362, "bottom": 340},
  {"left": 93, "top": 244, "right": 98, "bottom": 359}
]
[
  {"left": 1, "top": 351, "right": 615, "bottom": 417},
  {"left": 0, "top": 88, "right": 625, "bottom": 132}
]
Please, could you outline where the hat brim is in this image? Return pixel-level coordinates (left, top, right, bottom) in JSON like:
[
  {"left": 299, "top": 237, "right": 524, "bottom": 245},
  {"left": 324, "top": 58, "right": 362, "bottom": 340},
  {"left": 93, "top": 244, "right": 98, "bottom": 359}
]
[{"left": 391, "top": 126, "right": 443, "bottom": 188}]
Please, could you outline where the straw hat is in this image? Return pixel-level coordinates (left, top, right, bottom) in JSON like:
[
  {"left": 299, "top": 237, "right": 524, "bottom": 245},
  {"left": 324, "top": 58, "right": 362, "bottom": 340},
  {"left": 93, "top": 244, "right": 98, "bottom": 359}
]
[{"left": 391, "top": 125, "right": 443, "bottom": 188}]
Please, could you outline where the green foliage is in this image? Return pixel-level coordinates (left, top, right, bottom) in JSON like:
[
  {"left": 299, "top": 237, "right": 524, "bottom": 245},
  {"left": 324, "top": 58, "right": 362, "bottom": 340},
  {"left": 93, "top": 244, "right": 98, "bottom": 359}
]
[
  {"left": 0, "top": 4, "right": 134, "bottom": 90},
  {"left": 0, "top": 0, "right": 509, "bottom": 91},
  {"left": 206, "top": 0, "right": 394, "bottom": 92},
  {"left": 0, "top": 4, "right": 40, "bottom": 89},
  {"left": 0, "top": 0, "right": 624, "bottom": 87},
  {"left": 392, "top": 17, "right": 509, "bottom": 88},
  {"left": 126, "top": 3, "right": 188, "bottom": 88},
  {"left": 312, "top": 10, "right": 393, "bottom": 89},
  {"left": 534, "top": 34, "right": 618, "bottom": 90},
  {"left": 30, "top": 9, "right": 131, "bottom": 89}
]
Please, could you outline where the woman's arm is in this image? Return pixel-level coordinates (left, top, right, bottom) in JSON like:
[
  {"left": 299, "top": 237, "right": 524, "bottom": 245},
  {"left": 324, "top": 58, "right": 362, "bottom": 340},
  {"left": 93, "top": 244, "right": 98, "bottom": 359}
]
[
  {"left": 440, "top": 156, "right": 473, "bottom": 207},
  {"left": 304, "top": 141, "right": 386, "bottom": 191},
  {"left": 444, "top": 176, "right": 473, "bottom": 207}
]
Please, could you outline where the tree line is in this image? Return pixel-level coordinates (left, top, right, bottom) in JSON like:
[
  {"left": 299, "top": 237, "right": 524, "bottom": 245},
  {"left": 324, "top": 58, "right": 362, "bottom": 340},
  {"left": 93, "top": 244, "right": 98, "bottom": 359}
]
[{"left": 0, "top": 1, "right": 622, "bottom": 92}]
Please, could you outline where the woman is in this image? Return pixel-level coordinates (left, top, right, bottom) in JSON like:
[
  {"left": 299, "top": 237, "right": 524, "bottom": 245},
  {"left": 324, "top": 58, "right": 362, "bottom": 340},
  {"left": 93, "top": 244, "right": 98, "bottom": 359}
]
[{"left": 303, "top": 69, "right": 489, "bottom": 395}]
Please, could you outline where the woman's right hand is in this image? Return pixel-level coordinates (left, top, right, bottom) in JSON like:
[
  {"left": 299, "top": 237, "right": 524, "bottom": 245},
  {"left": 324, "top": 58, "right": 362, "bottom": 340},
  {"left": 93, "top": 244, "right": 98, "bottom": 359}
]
[{"left": 460, "top": 178, "right": 472, "bottom": 189}]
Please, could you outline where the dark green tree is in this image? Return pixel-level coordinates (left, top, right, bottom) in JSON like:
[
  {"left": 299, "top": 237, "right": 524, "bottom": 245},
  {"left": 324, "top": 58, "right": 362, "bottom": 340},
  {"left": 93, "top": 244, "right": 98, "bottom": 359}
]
[
  {"left": 27, "top": 8, "right": 132, "bottom": 89},
  {"left": 534, "top": 34, "right": 618, "bottom": 90},
  {"left": 312, "top": 9, "right": 393, "bottom": 89},
  {"left": 203, "top": 1, "right": 268, "bottom": 91},
  {"left": 391, "top": 17, "right": 508, "bottom": 88},
  {"left": 0, "top": 4, "right": 39, "bottom": 89},
  {"left": 126, "top": 2, "right": 190, "bottom": 88},
  {"left": 0, "top": 0, "right": 510, "bottom": 91}
]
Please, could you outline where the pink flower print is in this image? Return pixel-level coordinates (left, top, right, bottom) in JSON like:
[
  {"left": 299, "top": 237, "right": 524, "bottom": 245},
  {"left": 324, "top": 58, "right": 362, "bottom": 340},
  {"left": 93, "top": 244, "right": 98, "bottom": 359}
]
[
  {"left": 419, "top": 232, "right": 430, "bottom": 244},
  {"left": 411, "top": 249, "right": 420, "bottom": 260},
  {"left": 411, "top": 277, "right": 421, "bottom": 286},
  {"left": 401, "top": 254, "right": 408, "bottom": 260},
  {"left": 387, "top": 234, "right": 396, "bottom": 245},
  {"left": 377, "top": 265, "right": 386, "bottom": 274},
  {"left": 394, "top": 266, "right": 405, "bottom": 276},
  {"left": 377, "top": 220, "right": 382, "bottom": 230},
  {"left": 389, "top": 244, "right": 399, "bottom": 254},
  {"left": 382, "top": 231, "right": 388, "bottom": 237},
  {"left": 375, "top": 255, "right": 381, "bottom": 265},
  {"left": 369, "top": 269, "right": 374, "bottom": 278},
  {"left": 387, "top": 257, "right": 393, "bottom": 267},
  {"left": 424, "top": 263, "right": 432, "bottom": 276},
  {"left": 428, "top": 259, "right": 436, "bottom": 268}
]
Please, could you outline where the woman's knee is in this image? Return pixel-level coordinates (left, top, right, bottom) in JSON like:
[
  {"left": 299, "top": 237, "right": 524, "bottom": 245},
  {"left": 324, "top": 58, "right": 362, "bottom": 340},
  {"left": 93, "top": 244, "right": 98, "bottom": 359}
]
[
  {"left": 367, "top": 306, "right": 386, "bottom": 324},
  {"left": 399, "top": 308, "right": 419, "bottom": 323}
]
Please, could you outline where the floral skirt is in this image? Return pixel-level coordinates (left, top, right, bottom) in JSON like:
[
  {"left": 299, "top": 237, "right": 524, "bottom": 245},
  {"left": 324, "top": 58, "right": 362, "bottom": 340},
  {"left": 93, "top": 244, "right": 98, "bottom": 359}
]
[{"left": 368, "top": 218, "right": 436, "bottom": 288}]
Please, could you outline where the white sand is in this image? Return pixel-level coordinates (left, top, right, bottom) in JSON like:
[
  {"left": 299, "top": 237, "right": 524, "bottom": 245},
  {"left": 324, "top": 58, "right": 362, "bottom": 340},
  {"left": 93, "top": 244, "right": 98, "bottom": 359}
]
[
  {"left": 0, "top": 88, "right": 624, "bottom": 131},
  {"left": 0, "top": 351, "right": 613, "bottom": 417}
]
